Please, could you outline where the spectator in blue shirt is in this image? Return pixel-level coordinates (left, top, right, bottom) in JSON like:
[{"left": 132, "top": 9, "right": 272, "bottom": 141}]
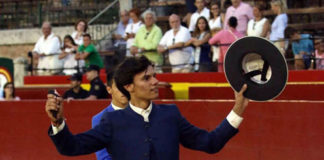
[
  {"left": 285, "top": 27, "right": 314, "bottom": 69},
  {"left": 91, "top": 70, "right": 128, "bottom": 160}
]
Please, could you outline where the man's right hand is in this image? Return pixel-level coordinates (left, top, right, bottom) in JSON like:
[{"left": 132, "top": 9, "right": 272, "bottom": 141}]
[{"left": 45, "top": 93, "right": 64, "bottom": 126}]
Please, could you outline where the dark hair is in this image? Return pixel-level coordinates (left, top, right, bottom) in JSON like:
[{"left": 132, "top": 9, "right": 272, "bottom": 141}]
[
  {"left": 284, "top": 27, "right": 297, "bottom": 39},
  {"left": 63, "top": 35, "right": 77, "bottom": 49},
  {"left": 114, "top": 56, "right": 153, "bottom": 100},
  {"left": 193, "top": 16, "right": 210, "bottom": 37},
  {"left": 74, "top": 19, "right": 88, "bottom": 32},
  {"left": 228, "top": 16, "right": 238, "bottom": 28},
  {"left": 210, "top": 1, "right": 221, "bottom": 19},
  {"left": 106, "top": 70, "right": 115, "bottom": 87},
  {"left": 82, "top": 33, "right": 91, "bottom": 39},
  {"left": 129, "top": 8, "right": 141, "bottom": 18},
  {"left": 253, "top": 3, "right": 266, "bottom": 12},
  {"left": 3, "top": 82, "right": 15, "bottom": 98}
]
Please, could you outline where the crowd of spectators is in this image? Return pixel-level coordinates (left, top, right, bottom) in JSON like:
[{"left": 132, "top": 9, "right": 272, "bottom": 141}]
[{"left": 28, "top": 0, "right": 324, "bottom": 76}]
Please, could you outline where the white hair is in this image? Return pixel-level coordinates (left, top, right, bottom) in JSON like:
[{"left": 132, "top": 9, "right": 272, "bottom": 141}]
[{"left": 141, "top": 9, "right": 157, "bottom": 21}]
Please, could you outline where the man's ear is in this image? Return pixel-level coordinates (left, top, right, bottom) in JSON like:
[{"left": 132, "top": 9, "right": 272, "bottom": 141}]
[
  {"left": 106, "top": 86, "right": 112, "bottom": 95},
  {"left": 124, "top": 84, "right": 134, "bottom": 93}
]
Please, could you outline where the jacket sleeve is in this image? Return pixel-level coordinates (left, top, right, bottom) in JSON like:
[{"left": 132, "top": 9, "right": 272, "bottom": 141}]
[
  {"left": 177, "top": 107, "right": 238, "bottom": 154},
  {"left": 49, "top": 112, "right": 112, "bottom": 156}
]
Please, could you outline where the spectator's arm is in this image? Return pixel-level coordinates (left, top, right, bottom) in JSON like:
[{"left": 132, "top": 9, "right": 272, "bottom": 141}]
[
  {"left": 143, "top": 28, "right": 162, "bottom": 51},
  {"left": 85, "top": 95, "right": 97, "bottom": 100},
  {"left": 246, "top": 5, "right": 254, "bottom": 20},
  {"left": 209, "top": 31, "right": 222, "bottom": 45},
  {"left": 59, "top": 51, "right": 68, "bottom": 60},
  {"left": 193, "top": 33, "right": 211, "bottom": 46},
  {"left": 78, "top": 52, "right": 90, "bottom": 60},
  {"left": 261, "top": 19, "right": 270, "bottom": 38}
]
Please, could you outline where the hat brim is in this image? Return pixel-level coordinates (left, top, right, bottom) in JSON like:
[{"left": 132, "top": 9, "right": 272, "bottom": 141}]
[{"left": 224, "top": 36, "right": 288, "bottom": 101}]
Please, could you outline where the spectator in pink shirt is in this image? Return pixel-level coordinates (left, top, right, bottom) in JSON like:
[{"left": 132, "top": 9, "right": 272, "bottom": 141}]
[
  {"left": 209, "top": 16, "right": 244, "bottom": 72},
  {"left": 224, "top": 0, "right": 253, "bottom": 35}
]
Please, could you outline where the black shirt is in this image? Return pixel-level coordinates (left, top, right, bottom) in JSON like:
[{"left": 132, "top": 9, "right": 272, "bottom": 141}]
[
  {"left": 89, "top": 77, "right": 108, "bottom": 99},
  {"left": 63, "top": 87, "right": 89, "bottom": 99}
]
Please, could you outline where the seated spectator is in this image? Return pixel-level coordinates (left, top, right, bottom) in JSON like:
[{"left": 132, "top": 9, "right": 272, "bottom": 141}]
[
  {"left": 59, "top": 35, "right": 85, "bottom": 75},
  {"left": 130, "top": 10, "right": 163, "bottom": 72},
  {"left": 209, "top": 17, "right": 244, "bottom": 72},
  {"left": 269, "top": 0, "right": 288, "bottom": 54},
  {"left": 63, "top": 73, "right": 89, "bottom": 100},
  {"left": 209, "top": 1, "right": 224, "bottom": 64},
  {"left": 125, "top": 8, "right": 143, "bottom": 57},
  {"left": 189, "top": 0, "right": 210, "bottom": 32},
  {"left": 32, "top": 21, "right": 62, "bottom": 75},
  {"left": 72, "top": 19, "right": 88, "bottom": 45},
  {"left": 0, "top": 82, "right": 20, "bottom": 101},
  {"left": 224, "top": 0, "right": 253, "bottom": 35},
  {"left": 247, "top": 3, "right": 270, "bottom": 38},
  {"left": 285, "top": 27, "right": 314, "bottom": 70},
  {"left": 314, "top": 39, "right": 324, "bottom": 70},
  {"left": 186, "top": 17, "right": 212, "bottom": 72},
  {"left": 85, "top": 65, "right": 109, "bottom": 100},
  {"left": 158, "top": 14, "right": 193, "bottom": 73},
  {"left": 75, "top": 34, "right": 104, "bottom": 69}
]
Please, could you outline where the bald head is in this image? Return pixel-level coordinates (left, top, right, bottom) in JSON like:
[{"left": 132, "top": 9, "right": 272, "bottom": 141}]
[
  {"left": 42, "top": 22, "right": 52, "bottom": 37},
  {"left": 169, "top": 14, "right": 181, "bottom": 30}
]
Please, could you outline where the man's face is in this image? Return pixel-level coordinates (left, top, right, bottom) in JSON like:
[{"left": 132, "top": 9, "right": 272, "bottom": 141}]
[
  {"left": 169, "top": 15, "right": 180, "bottom": 30},
  {"left": 83, "top": 36, "right": 91, "bottom": 46},
  {"left": 144, "top": 13, "right": 155, "bottom": 27},
  {"left": 231, "top": 0, "right": 241, "bottom": 7},
  {"left": 195, "top": 0, "right": 205, "bottom": 10},
  {"left": 120, "top": 11, "right": 129, "bottom": 24},
  {"left": 42, "top": 25, "right": 51, "bottom": 37},
  {"left": 77, "top": 21, "right": 86, "bottom": 32},
  {"left": 70, "top": 80, "right": 81, "bottom": 89},
  {"left": 86, "top": 70, "right": 96, "bottom": 81},
  {"left": 108, "top": 81, "right": 128, "bottom": 107},
  {"left": 127, "top": 65, "right": 159, "bottom": 101}
]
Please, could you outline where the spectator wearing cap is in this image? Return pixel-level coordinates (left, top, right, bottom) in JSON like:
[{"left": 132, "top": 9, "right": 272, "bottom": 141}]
[
  {"left": 75, "top": 34, "right": 104, "bottom": 69},
  {"left": 85, "top": 65, "right": 108, "bottom": 100},
  {"left": 63, "top": 73, "right": 89, "bottom": 100}
]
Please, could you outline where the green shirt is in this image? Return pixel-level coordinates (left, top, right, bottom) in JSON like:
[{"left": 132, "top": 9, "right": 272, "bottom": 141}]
[
  {"left": 133, "top": 24, "right": 163, "bottom": 65},
  {"left": 78, "top": 44, "right": 104, "bottom": 68}
]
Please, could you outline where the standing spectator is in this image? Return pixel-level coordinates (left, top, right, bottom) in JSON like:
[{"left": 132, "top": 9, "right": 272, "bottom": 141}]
[
  {"left": 269, "top": 0, "right": 288, "bottom": 54},
  {"left": 209, "top": 1, "right": 224, "bottom": 64},
  {"left": 182, "top": 0, "right": 197, "bottom": 26},
  {"left": 189, "top": 0, "right": 210, "bottom": 32},
  {"left": 59, "top": 35, "right": 85, "bottom": 75},
  {"left": 224, "top": 0, "right": 253, "bottom": 35},
  {"left": 32, "top": 21, "right": 62, "bottom": 75},
  {"left": 209, "top": 17, "right": 244, "bottom": 72},
  {"left": 157, "top": 14, "right": 193, "bottom": 73},
  {"left": 63, "top": 73, "right": 89, "bottom": 100},
  {"left": 91, "top": 70, "right": 128, "bottom": 160},
  {"left": 85, "top": 65, "right": 109, "bottom": 100},
  {"left": 314, "top": 39, "right": 324, "bottom": 70},
  {"left": 284, "top": 27, "right": 314, "bottom": 70},
  {"left": 124, "top": 8, "right": 143, "bottom": 57},
  {"left": 75, "top": 34, "right": 104, "bottom": 69},
  {"left": 131, "top": 10, "right": 163, "bottom": 72},
  {"left": 0, "top": 82, "right": 20, "bottom": 101},
  {"left": 186, "top": 17, "right": 212, "bottom": 72},
  {"left": 247, "top": 3, "right": 270, "bottom": 38},
  {"left": 72, "top": 20, "right": 88, "bottom": 45},
  {"left": 113, "top": 10, "right": 132, "bottom": 46}
]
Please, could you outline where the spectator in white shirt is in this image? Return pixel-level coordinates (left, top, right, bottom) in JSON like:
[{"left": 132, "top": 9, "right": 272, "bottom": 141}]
[
  {"left": 224, "top": 0, "right": 254, "bottom": 35},
  {"left": 189, "top": 0, "right": 210, "bottom": 32},
  {"left": 124, "top": 8, "right": 143, "bottom": 57},
  {"left": 158, "top": 14, "right": 193, "bottom": 73},
  {"left": 59, "top": 35, "right": 85, "bottom": 75},
  {"left": 71, "top": 20, "right": 88, "bottom": 46},
  {"left": 32, "top": 22, "right": 62, "bottom": 75},
  {"left": 247, "top": 3, "right": 270, "bottom": 38}
]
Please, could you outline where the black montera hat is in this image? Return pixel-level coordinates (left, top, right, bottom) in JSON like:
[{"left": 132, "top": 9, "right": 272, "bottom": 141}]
[{"left": 224, "top": 36, "right": 288, "bottom": 101}]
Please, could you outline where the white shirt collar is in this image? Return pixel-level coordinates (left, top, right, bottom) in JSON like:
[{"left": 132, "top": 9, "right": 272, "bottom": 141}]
[
  {"left": 129, "top": 102, "right": 152, "bottom": 122},
  {"left": 111, "top": 103, "right": 124, "bottom": 111}
]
